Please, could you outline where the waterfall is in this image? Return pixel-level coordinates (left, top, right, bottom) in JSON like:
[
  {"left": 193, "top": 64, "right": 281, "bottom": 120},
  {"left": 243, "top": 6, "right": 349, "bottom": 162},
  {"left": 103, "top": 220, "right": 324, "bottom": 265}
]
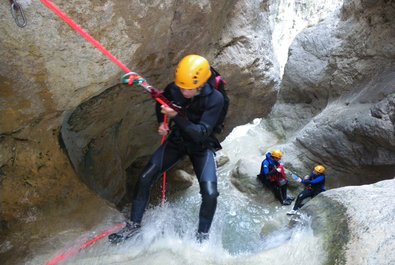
[
  {"left": 271, "top": 0, "right": 344, "bottom": 77},
  {"left": 33, "top": 121, "right": 329, "bottom": 265}
]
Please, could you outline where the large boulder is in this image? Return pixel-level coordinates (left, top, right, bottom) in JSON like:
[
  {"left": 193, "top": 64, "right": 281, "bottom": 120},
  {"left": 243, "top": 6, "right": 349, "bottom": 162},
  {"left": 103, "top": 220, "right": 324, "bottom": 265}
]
[{"left": 303, "top": 178, "right": 395, "bottom": 265}]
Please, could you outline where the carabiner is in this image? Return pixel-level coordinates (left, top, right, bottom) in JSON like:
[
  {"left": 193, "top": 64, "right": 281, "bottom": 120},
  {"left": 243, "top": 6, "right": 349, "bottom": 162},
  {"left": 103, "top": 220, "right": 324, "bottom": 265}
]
[
  {"left": 10, "top": 0, "right": 27, "bottom": 28},
  {"left": 120, "top": 72, "right": 154, "bottom": 93},
  {"left": 120, "top": 72, "right": 140, "bottom": 84}
]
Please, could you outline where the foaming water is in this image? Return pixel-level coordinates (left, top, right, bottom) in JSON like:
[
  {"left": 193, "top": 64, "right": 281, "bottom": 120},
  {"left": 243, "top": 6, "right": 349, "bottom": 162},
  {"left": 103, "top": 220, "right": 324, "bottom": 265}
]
[
  {"left": 59, "top": 204, "right": 324, "bottom": 265},
  {"left": 60, "top": 203, "right": 324, "bottom": 265},
  {"left": 53, "top": 120, "right": 327, "bottom": 265}
]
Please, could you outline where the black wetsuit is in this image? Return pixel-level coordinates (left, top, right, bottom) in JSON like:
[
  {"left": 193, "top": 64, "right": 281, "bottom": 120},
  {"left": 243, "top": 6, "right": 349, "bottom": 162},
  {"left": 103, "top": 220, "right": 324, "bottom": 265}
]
[{"left": 130, "top": 73, "right": 224, "bottom": 234}]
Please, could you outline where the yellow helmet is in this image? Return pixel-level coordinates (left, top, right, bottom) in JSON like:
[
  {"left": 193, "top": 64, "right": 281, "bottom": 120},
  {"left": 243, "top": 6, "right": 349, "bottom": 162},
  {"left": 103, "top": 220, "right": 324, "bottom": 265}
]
[
  {"left": 314, "top": 165, "right": 325, "bottom": 174},
  {"left": 175, "top": 55, "right": 212, "bottom": 89},
  {"left": 271, "top": 150, "right": 283, "bottom": 160}
]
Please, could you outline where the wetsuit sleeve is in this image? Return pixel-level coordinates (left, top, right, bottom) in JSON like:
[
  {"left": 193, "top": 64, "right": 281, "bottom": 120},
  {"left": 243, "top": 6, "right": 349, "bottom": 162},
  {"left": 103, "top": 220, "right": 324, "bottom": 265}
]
[
  {"left": 309, "top": 175, "right": 325, "bottom": 184},
  {"left": 301, "top": 173, "right": 313, "bottom": 184},
  {"left": 172, "top": 91, "right": 224, "bottom": 142},
  {"left": 261, "top": 160, "right": 268, "bottom": 175},
  {"left": 155, "top": 85, "right": 172, "bottom": 123},
  {"left": 262, "top": 160, "right": 277, "bottom": 176},
  {"left": 302, "top": 175, "right": 325, "bottom": 184}
]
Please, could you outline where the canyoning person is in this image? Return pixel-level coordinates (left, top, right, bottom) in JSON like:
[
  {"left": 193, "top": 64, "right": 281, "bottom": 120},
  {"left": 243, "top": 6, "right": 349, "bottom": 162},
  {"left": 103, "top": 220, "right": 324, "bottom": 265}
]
[
  {"left": 257, "top": 150, "right": 294, "bottom": 205},
  {"left": 109, "top": 54, "right": 226, "bottom": 244},
  {"left": 287, "top": 165, "right": 326, "bottom": 215}
]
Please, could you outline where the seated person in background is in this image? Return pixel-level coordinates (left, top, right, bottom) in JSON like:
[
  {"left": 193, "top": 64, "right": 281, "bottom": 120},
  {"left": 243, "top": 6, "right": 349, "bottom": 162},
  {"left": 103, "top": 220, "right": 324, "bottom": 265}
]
[
  {"left": 287, "top": 165, "right": 326, "bottom": 215},
  {"left": 257, "top": 150, "right": 294, "bottom": 205}
]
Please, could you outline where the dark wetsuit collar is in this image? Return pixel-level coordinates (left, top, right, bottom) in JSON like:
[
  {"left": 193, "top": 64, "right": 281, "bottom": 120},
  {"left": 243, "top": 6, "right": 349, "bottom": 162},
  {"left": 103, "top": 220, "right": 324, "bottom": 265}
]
[{"left": 197, "top": 83, "right": 214, "bottom": 97}]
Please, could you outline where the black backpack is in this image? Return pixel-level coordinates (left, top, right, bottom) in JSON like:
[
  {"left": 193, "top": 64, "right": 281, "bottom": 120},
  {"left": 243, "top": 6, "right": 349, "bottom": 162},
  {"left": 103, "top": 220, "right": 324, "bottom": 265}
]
[{"left": 211, "top": 67, "right": 229, "bottom": 134}]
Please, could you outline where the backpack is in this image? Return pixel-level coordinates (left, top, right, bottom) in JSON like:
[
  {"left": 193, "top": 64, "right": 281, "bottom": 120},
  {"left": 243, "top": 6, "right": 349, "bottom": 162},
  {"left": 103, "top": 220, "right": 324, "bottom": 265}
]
[{"left": 211, "top": 67, "right": 230, "bottom": 134}]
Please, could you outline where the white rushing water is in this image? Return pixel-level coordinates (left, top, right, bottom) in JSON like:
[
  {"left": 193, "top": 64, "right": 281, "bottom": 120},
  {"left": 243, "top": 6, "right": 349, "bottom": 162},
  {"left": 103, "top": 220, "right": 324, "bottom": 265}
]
[{"left": 39, "top": 120, "right": 328, "bottom": 265}]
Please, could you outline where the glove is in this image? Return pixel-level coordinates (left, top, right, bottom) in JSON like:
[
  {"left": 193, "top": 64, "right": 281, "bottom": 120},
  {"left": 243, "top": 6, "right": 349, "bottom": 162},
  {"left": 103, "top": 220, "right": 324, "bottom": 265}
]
[{"left": 297, "top": 177, "right": 302, "bottom": 183}]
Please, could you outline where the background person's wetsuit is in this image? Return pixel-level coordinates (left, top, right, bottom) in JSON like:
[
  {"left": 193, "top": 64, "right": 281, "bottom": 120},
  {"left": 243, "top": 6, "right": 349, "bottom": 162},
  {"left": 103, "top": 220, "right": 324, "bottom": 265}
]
[
  {"left": 292, "top": 173, "right": 326, "bottom": 211},
  {"left": 130, "top": 73, "right": 224, "bottom": 235},
  {"left": 258, "top": 153, "right": 289, "bottom": 204}
]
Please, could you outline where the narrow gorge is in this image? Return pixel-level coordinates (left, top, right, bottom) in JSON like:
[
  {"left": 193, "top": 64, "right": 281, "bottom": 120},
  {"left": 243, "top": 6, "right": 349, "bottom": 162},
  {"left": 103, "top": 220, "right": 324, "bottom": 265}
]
[{"left": 0, "top": 0, "right": 394, "bottom": 264}]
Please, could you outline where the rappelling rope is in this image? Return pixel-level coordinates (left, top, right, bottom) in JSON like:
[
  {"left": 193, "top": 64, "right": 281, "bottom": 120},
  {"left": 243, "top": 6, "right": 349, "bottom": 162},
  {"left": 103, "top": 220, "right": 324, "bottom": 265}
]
[
  {"left": 39, "top": 0, "right": 169, "bottom": 204},
  {"left": 46, "top": 224, "right": 124, "bottom": 265},
  {"left": 160, "top": 115, "right": 168, "bottom": 205},
  {"left": 39, "top": 0, "right": 130, "bottom": 73},
  {"left": 40, "top": 1, "right": 171, "bottom": 264}
]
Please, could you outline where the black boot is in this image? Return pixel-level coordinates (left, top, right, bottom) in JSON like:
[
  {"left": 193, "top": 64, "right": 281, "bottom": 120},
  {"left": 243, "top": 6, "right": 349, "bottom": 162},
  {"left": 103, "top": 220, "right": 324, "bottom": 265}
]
[
  {"left": 108, "top": 221, "right": 141, "bottom": 244},
  {"left": 196, "top": 232, "right": 209, "bottom": 243},
  {"left": 287, "top": 196, "right": 295, "bottom": 201}
]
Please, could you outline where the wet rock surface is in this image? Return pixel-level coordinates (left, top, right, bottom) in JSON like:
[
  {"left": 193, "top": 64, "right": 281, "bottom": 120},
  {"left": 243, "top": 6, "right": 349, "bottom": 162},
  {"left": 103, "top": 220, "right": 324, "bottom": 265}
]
[
  {"left": 303, "top": 179, "right": 395, "bottom": 265},
  {"left": 1, "top": 0, "right": 394, "bottom": 264},
  {"left": 266, "top": 0, "right": 395, "bottom": 186}
]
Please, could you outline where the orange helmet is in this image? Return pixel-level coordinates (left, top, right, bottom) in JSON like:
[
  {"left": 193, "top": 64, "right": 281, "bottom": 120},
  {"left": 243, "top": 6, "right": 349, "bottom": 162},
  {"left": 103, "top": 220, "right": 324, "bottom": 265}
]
[
  {"left": 314, "top": 165, "right": 325, "bottom": 174},
  {"left": 271, "top": 150, "right": 283, "bottom": 160},
  {"left": 175, "top": 55, "right": 211, "bottom": 89}
]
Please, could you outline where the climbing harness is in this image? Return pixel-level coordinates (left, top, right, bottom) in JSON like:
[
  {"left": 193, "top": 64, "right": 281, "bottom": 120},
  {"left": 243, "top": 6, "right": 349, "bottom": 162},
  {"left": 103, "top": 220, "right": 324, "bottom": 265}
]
[{"left": 10, "top": 0, "right": 27, "bottom": 28}]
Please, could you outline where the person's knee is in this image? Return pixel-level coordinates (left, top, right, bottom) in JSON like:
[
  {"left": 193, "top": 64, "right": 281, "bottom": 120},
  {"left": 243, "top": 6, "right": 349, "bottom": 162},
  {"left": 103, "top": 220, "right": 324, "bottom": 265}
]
[
  {"left": 298, "top": 192, "right": 305, "bottom": 200},
  {"left": 200, "top": 181, "right": 219, "bottom": 199},
  {"left": 199, "top": 182, "right": 218, "bottom": 220},
  {"left": 141, "top": 162, "right": 162, "bottom": 182}
]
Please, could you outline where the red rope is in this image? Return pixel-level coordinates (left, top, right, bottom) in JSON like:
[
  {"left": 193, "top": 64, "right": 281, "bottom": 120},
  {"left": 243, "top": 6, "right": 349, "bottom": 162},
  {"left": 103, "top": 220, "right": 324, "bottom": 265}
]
[
  {"left": 39, "top": 0, "right": 168, "bottom": 195},
  {"left": 161, "top": 115, "right": 168, "bottom": 204},
  {"left": 40, "top": 0, "right": 131, "bottom": 73},
  {"left": 39, "top": 1, "right": 169, "bottom": 263},
  {"left": 46, "top": 224, "right": 124, "bottom": 265}
]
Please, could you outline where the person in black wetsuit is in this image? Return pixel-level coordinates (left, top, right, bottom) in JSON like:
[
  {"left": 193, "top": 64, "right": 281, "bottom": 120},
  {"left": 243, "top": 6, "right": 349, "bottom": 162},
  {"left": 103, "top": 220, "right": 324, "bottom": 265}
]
[{"left": 109, "top": 54, "right": 225, "bottom": 243}]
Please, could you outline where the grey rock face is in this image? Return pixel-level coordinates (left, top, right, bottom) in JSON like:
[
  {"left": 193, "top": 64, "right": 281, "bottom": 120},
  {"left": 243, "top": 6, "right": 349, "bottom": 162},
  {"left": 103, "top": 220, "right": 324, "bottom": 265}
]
[
  {"left": 304, "top": 179, "right": 395, "bottom": 265},
  {"left": 268, "top": 0, "right": 395, "bottom": 185}
]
